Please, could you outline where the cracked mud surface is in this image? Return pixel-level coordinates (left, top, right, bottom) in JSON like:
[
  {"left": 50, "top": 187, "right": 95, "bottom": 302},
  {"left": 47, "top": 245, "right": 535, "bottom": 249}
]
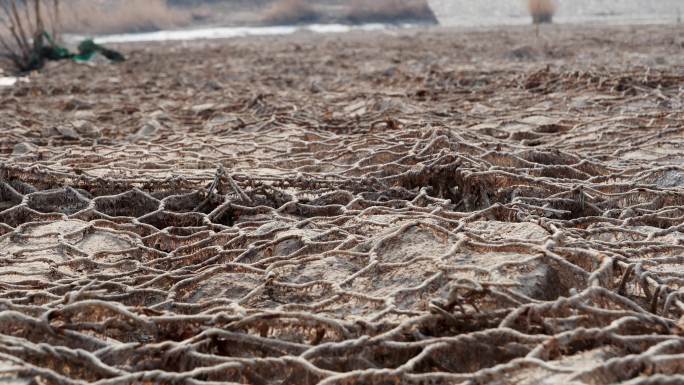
[{"left": 1, "top": 24, "right": 684, "bottom": 384}]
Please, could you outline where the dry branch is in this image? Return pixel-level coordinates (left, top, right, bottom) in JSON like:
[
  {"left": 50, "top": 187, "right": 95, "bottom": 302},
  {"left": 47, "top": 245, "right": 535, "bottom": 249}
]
[{"left": 0, "top": 0, "right": 61, "bottom": 71}]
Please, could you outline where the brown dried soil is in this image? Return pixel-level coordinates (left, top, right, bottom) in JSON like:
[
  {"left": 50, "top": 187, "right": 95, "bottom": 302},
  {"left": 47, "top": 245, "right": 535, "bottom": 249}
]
[{"left": 1, "top": 24, "right": 684, "bottom": 384}]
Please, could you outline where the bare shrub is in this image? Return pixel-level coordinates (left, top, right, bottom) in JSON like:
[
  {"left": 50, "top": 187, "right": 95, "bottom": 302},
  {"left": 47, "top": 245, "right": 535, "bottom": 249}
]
[
  {"left": 261, "top": 0, "right": 321, "bottom": 25},
  {"left": 528, "top": 0, "right": 556, "bottom": 24},
  {"left": 346, "top": 0, "right": 437, "bottom": 24},
  {"left": 0, "top": 0, "right": 63, "bottom": 72}
]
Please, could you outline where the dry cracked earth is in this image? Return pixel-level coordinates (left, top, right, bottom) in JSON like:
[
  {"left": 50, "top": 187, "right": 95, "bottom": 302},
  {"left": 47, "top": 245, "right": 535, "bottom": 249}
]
[{"left": 1, "top": 24, "right": 684, "bottom": 385}]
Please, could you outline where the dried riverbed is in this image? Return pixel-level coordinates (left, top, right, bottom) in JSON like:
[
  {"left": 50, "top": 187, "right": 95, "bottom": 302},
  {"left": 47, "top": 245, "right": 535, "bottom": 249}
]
[{"left": 1, "top": 24, "right": 684, "bottom": 384}]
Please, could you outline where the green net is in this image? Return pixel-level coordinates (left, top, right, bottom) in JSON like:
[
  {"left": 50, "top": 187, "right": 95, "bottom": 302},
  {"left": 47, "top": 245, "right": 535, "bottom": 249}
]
[{"left": 28, "top": 32, "right": 126, "bottom": 68}]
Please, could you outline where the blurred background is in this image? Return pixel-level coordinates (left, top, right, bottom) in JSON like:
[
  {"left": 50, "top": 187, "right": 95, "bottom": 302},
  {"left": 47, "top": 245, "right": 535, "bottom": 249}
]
[
  {"left": 48, "top": 0, "right": 682, "bottom": 36},
  {"left": 431, "top": 0, "right": 681, "bottom": 26}
]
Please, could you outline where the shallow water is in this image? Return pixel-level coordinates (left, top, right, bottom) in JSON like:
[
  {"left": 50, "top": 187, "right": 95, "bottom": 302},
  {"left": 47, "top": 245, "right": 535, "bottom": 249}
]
[
  {"left": 0, "top": 76, "right": 29, "bottom": 87},
  {"left": 87, "top": 23, "right": 396, "bottom": 44}
]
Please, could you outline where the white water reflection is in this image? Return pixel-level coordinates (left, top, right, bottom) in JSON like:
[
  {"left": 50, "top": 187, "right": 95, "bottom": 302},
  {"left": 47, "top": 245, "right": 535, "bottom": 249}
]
[
  {"left": 0, "top": 77, "right": 29, "bottom": 87},
  {"left": 85, "top": 23, "right": 395, "bottom": 45}
]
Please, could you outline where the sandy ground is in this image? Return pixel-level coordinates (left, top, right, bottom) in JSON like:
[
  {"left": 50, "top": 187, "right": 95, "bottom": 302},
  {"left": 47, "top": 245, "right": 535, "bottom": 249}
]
[{"left": 1, "top": 24, "right": 684, "bottom": 384}]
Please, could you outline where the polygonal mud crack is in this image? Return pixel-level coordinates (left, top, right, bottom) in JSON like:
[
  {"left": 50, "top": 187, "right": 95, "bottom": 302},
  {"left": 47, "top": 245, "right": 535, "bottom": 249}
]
[
  {"left": 68, "top": 228, "right": 138, "bottom": 254},
  {"left": 375, "top": 224, "right": 455, "bottom": 263},
  {"left": 0, "top": 205, "right": 64, "bottom": 228},
  {"left": 174, "top": 270, "right": 264, "bottom": 303},
  {"left": 413, "top": 335, "right": 534, "bottom": 374},
  {"left": 138, "top": 210, "right": 208, "bottom": 230},
  {"left": 310, "top": 343, "right": 422, "bottom": 372},
  {"left": 443, "top": 245, "right": 570, "bottom": 303},
  {"left": 346, "top": 259, "right": 440, "bottom": 300},
  {"left": 93, "top": 189, "right": 160, "bottom": 218},
  {"left": 21, "top": 219, "right": 89, "bottom": 236},
  {"left": 503, "top": 346, "right": 623, "bottom": 385},
  {"left": 163, "top": 191, "right": 222, "bottom": 214},
  {"left": 467, "top": 221, "right": 550, "bottom": 241},
  {"left": 26, "top": 187, "right": 90, "bottom": 215},
  {"left": 272, "top": 254, "right": 367, "bottom": 285},
  {"left": 0, "top": 183, "right": 23, "bottom": 212}
]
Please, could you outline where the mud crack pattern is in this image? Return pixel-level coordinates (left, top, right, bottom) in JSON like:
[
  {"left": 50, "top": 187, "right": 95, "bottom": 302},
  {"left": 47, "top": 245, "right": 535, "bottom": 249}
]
[{"left": 1, "top": 25, "right": 684, "bottom": 384}]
